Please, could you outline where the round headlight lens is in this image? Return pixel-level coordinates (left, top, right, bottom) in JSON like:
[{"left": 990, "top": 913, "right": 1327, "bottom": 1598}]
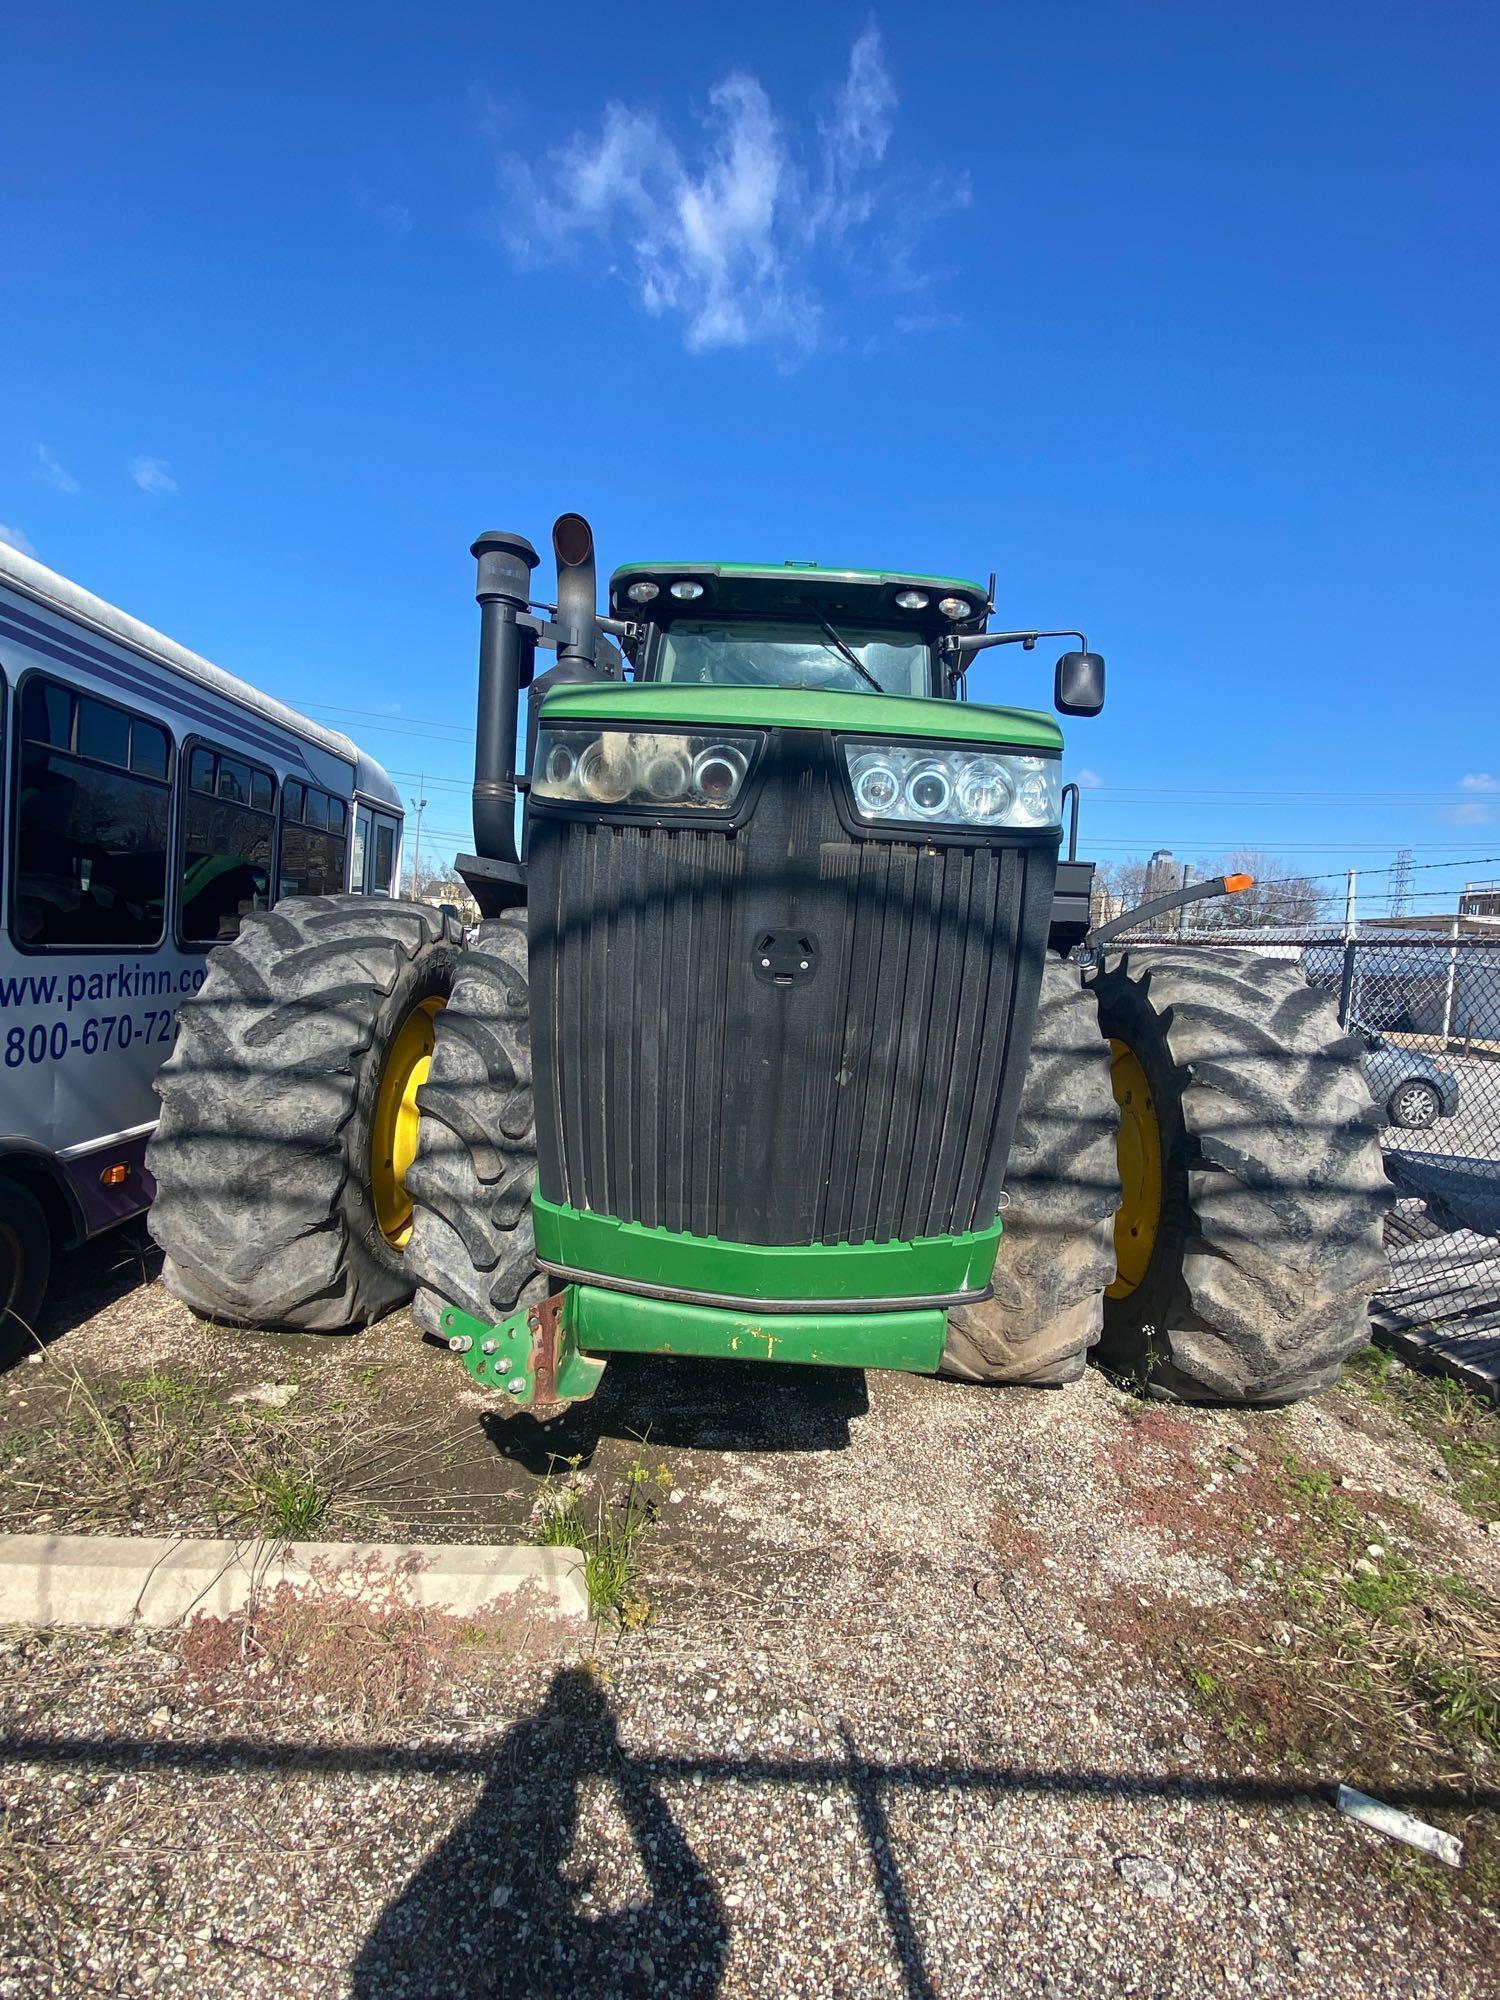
[
  {"left": 894, "top": 589, "right": 929, "bottom": 611},
  {"left": 543, "top": 741, "right": 578, "bottom": 791},
  {"left": 904, "top": 760, "right": 953, "bottom": 818},
  {"left": 691, "top": 743, "right": 748, "bottom": 803},
  {"left": 639, "top": 747, "right": 693, "bottom": 801},
  {"left": 850, "top": 752, "right": 902, "bottom": 817},
  {"left": 626, "top": 580, "right": 659, "bottom": 604},
  {"left": 576, "top": 738, "right": 634, "bottom": 804},
  {"left": 670, "top": 580, "right": 705, "bottom": 601},
  {"left": 937, "top": 596, "right": 970, "bottom": 621},
  {"left": 955, "top": 757, "right": 1016, "bottom": 823},
  {"left": 1013, "top": 769, "right": 1055, "bottom": 823}
]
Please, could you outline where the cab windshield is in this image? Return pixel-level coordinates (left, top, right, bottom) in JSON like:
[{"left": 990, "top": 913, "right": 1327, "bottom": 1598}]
[{"left": 651, "top": 620, "right": 931, "bottom": 697}]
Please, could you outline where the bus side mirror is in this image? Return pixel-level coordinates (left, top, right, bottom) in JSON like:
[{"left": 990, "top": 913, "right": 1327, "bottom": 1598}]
[{"left": 1055, "top": 650, "right": 1105, "bottom": 716}]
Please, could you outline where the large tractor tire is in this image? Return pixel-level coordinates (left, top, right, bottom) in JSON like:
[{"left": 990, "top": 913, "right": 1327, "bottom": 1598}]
[
  {"left": 940, "top": 958, "right": 1119, "bottom": 1387},
  {"left": 1089, "top": 947, "right": 1390, "bottom": 1404},
  {"left": 149, "top": 896, "right": 463, "bottom": 1330},
  {"left": 403, "top": 911, "right": 540, "bottom": 1338}
]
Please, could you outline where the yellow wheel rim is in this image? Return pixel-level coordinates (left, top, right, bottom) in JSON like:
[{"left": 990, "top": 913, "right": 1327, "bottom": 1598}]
[
  {"left": 371, "top": 996, "right": 444, "bottom": 1250},
  {"left": 1107, "top": 1039, "right": 1163, "bottom": 1299}
]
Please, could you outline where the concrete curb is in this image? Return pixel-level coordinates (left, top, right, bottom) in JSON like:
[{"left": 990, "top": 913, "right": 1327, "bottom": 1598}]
[{"left": 0, "top": 1534, "right": 589, "bottom": 1629}]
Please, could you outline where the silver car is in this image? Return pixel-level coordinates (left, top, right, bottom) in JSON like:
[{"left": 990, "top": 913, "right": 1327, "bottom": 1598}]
[{"left": 1359, "top": 1032, "right": 1461, "bottom": 1129}]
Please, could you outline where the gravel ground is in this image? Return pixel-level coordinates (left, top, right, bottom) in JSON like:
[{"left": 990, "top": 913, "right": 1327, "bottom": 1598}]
[{"left": 1, "top": 1239, "right": 1497, "bottom": 1997}]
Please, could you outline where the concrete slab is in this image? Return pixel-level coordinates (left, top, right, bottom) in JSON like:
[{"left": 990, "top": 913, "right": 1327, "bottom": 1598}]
[{"left": 0, "top": 1535, "right": 589, "bottom": 1629}]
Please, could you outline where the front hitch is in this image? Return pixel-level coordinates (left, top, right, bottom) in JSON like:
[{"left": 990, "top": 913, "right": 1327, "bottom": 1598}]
[{"left": 443, "top": 1286, "right": 607, "bottom": 1413}]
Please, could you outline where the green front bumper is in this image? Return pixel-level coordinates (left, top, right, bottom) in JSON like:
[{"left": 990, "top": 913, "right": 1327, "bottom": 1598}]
[
  {"left": 445, "top": 1196, "right": 991, "bottom": 1409},
  {"left": 445, "top": 1281, "right": 949, "bottom": 1410},
  {"left": 531, "top": 1193, "right": 1000, "bottom": 1308}
]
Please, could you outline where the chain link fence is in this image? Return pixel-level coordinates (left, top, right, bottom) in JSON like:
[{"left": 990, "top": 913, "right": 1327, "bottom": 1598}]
[
  {"left": 1087, "top": 928, "right": 1500, "bottom": 1390},
  {"left": 1308, "top": 932, "right": 1500, "bottom": 1382}
]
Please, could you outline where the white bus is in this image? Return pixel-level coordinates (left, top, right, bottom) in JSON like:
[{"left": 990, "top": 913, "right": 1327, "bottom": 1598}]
[{"left": 0, "top": 540, "right": 404, "bottom": 1340}]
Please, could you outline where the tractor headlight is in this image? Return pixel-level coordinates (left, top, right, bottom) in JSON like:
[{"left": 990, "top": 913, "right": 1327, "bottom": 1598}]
[
  {"left": 532, "top": 726, "right": 759, "bottom": 813},
  {"left": 840, "top": 741, "right": 1060, "bottom": 830}
]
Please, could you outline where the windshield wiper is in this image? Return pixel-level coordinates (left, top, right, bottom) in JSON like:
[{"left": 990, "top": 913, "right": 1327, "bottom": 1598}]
[{"left": 818, "top": 618, "right": 884, "bottom": 694}]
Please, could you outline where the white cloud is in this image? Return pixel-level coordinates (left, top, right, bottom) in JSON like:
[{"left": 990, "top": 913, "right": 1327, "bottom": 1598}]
[
  {"left": 1441, "top": 800, "right": 1494, "bottom": 826},
  {"left": 131, "top": 455, "right": 178, "bottom": 495},
  {"left": 1073, "top": 768, "right": 1104, "bottom": 789},
  {"left": 495, "top": 27, "right": 966, "bottom": 356},
  {"left": 350, "top": 175, "right": 412, "bottom": 233},
  {"left": 1460, "top": 772, "right": 1499, "bottom": 793},
  {"left": 0, "top": 523, "right": 37, "bottom": 558},
  {"left": 36, "top": 444, "right": 80, "bottom": 494}
]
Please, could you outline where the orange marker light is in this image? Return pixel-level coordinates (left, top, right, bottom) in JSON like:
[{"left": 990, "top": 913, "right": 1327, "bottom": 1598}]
[
  {"left": 1223, "top": 873, "right": 1254, "bottom": 893},
  {"left": 99, "top": 1163, "right": 130, "bottom": 1187}
]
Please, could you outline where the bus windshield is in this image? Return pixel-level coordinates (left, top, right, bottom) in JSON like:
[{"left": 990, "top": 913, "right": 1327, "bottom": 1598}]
[{"left": 652, "top": 620, "right": 930, "bottom": 697}]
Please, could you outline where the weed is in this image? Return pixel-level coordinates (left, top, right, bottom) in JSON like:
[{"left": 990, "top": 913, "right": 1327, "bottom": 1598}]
[
  {"left": 1346, "top": 1345, "right": 1500, "bottom": 1522},
  {"left": 534, "top": 1452, "right": 670, "bottom": 1629},
  {"left": 247, "top": 1467, "right": 330, "bottom": 1538},
  {"left": 1341, "top": 1549, "right": 1423, "bottom": 1623},
  {"left": 120, "top": 1367, "right": 200, "bottom": 1407},
  {"left": 179, "top": 1553, "right": 547, "bottom": 1733}
]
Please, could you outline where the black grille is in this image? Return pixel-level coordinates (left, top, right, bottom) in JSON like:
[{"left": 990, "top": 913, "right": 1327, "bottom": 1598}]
[{"left": 528, "top": 732, "right": 1057, "bottom": 1246}]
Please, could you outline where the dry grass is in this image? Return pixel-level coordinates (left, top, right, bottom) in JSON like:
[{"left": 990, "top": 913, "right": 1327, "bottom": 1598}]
[
  {"left": 178, "top": 1553, "right": 555, "bottom": 1734},
  {"left": 0, "top": 1350, "right": 482, "bottom": 1543}
]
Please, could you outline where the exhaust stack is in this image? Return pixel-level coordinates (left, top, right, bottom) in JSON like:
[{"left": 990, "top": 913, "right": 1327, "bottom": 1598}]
[
  {"left": 470, "top": 529, "right": 539, "bottom": 866},
  {"left": 552, "top": 512, "right": 598, "bottom": 667}
]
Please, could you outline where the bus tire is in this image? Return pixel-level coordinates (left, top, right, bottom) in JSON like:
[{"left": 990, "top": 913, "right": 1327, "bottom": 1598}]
[
  {"left": 403, "top": 912, "right": 540, "bottom": 1339},
  {"left": 148, "top": 896, "right": 464, "bottom": 1331},
  {"left": 0, "top": 1180, "right": 52, "bottom": 1357},
  {"left": 940, "top": 958, "right": 1119, "bottom": 1387}
]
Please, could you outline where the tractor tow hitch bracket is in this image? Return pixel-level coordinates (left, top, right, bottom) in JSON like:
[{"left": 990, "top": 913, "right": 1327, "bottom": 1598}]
[{"left": 442, "top": 1286, "right": 606, "bottom": 1414}]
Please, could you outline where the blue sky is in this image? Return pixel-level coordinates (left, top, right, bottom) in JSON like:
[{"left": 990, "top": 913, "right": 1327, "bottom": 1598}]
[{"left": 3, "top": 2, "right": 1497, "bottom": 912}]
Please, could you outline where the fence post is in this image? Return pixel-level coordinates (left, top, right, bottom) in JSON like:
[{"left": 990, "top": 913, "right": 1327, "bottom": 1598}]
[
  {"left": 1337, "top": 940, "right": 1358, "bottom": 1027},
  {"left": 1441, "top": 917, "right": 1460, "bottom": 1047}
]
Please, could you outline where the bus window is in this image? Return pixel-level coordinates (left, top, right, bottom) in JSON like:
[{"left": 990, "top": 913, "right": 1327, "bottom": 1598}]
[
  {"left": 12, "top": 676, "right": 172, "bottom": 949},
  {"left": 372, "top": 818, "right": 397, "bottom": 894},
  {"left": 179, "top": 744, "right": 275, "bottom": 944},
  {"left": 278, "top": 781, "right": 348, "bottom": 898},
  {"left": 352, "top": 809, "right": 370, "bottom": 891}
]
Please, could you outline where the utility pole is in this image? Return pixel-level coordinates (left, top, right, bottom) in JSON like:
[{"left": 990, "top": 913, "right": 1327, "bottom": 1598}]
[
  {"left": 408, "top": 779, "right": 427, "bottom": 900},
  {"left": 1177, "top": 862, "right": 1193, "bottom": 937},
  {"left": 1344, "top": 869, "right": 1357, "bottom": 940},
  {"left": 1388, "top": 848, "right": 1413, "bottom": 919}
]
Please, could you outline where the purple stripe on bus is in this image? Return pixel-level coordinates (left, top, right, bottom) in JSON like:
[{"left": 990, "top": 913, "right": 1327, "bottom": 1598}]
[{"left": 62, "top": 1135, "right": 156, "bottom": 1237}]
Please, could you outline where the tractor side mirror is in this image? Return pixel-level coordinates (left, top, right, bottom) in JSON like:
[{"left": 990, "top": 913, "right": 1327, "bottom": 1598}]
[{"left": 1055, "top": 650, "right": 1105, "bottom": 716}]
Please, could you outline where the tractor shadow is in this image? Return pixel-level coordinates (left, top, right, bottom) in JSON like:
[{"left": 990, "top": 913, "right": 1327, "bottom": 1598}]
[{"left": 479, "top": 1350, "right": 870, "bottom": 1476}]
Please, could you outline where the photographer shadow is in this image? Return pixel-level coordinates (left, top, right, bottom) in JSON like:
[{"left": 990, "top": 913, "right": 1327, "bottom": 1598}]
[{"left": 352, "top": 1665, "right": 728, "bottom": 1998}]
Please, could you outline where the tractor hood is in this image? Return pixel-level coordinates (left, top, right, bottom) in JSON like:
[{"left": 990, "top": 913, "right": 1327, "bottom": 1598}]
[{"left": 535, "top": 680, "right": 1063, "bottom": 753}]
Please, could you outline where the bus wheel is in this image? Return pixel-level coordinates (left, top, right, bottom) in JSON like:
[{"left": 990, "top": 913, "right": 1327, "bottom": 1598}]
[
  {"left": 148, "top": 896, "right": 464, "bottom": 1331},
  {"left": 0, "top": 1181, "right": 51, "bottom": 1357}
]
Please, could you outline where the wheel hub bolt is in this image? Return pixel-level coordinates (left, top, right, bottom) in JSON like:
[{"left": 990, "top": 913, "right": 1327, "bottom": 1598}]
[
  {"left": 494, "top": 1357, "right": 510, "bottom": 1375},
  {"left": 481, "top": 1339, "right": 498, "bottom": 1354},
  {"left": 447, "top": 1335, "right": 472, "bottom": 1354},
  {"left": 507, "top": 1378, "right": 527, "bottom": 1397}
]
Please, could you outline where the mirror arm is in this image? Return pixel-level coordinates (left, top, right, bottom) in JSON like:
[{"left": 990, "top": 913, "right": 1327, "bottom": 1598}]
[{"left": 944, "top": 628, "right": 1088, "bottom": 673}]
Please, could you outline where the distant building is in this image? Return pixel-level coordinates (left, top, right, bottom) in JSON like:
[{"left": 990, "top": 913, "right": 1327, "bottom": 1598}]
[
  {"left": 1459, "top": 880, "right": 1500, "bottom": 921},
  {"left": 1146, "top": 849, "right": 1179, "bottom": 902}
]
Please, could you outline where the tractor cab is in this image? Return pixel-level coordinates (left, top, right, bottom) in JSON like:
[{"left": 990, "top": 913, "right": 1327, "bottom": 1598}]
[{"left": 607, "top": 561, "right": 990, "bottom": 701}]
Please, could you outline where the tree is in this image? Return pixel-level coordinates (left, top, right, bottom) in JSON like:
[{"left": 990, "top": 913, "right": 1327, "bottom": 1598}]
[
  {"left": 1090, "top": 850, "right": 1328, "bottom": 937},
  {"left": 1188, "top": 849, "right": 1326, "bottom": 931},
  {"left": 414, "top": 871, "right": 480, "bottom": 923}
]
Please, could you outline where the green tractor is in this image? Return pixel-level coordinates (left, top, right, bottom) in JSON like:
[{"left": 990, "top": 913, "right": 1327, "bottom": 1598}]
[{"left": 147, "top": 516, "right": 1389, "bottom": 1408}]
